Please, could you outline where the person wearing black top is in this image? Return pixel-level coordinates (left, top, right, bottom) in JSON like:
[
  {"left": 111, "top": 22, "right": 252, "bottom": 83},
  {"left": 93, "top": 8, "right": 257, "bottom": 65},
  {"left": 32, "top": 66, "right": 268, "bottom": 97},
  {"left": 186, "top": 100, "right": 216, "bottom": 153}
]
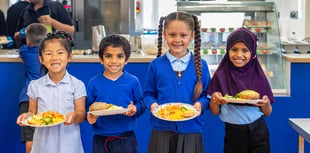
[
  {"left": 6, "top": 0, "right": 29, "bottom": 48},
  {"left": 14, "top": 0, "right": 74, "bottom": 48},
  {"left": 0, "top": 10, "right": 7, "bottom": 36}
]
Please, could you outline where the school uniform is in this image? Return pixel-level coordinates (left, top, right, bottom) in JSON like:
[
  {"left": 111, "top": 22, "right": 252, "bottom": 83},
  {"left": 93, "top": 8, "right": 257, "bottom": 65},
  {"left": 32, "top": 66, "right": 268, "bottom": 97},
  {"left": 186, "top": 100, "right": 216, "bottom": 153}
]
[
  {"left": 207, "top": 27, "right": 274, "bottom": 153},
  {"left": 28, "top": 71, "right": 86, "bottom": 153},
  {"left": 18, "top": 45, "right": 41, "bottom": 104},
  {"left": 86, "top": 71, "right": 144, "bottom": 153},
  {"left": 144, "top": 51, "right": 211, "bottom": 153},
  {"left": 18, "top": 45, "right": 41, "bottom": 142}
]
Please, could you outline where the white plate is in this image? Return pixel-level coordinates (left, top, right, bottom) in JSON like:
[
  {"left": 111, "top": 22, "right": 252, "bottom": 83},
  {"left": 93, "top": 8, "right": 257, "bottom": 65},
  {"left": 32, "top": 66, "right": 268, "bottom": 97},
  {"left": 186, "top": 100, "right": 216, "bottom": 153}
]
[
  {"left": 22, "top": 118, "right": 64, "bottom": 128},
  {"left": 88, "top": 108, "right": 130, "bottom": 116},
  {"left": 152, "top": 103, "right": 199, "bottom": 122},
  {"left": 223, "top": 98, "right": 262, "bottom": 104}
]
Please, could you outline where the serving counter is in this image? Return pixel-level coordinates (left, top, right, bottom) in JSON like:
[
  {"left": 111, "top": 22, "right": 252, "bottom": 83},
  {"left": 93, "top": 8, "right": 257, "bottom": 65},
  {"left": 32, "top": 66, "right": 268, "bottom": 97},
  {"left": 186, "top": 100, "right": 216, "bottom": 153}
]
[
  {"left": 1, "top": 49, "right": 310, "bottom": 153},
  {"left": 0, "top": 50, "right": 155, "bottom": 63}
]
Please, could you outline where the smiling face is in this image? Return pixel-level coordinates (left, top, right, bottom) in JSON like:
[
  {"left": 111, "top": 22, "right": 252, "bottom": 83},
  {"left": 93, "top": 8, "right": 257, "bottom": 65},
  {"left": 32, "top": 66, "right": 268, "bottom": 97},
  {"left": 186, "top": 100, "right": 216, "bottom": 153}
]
[
  {"left": 40, "top": 39, "right": 71, "bottom": 77},
  {"left": 229, "top": 42, "right": 251, "bottom": 67},
  {"left": 163, "top": 20, "right": 194, "bottom": 58},
  {"left": 100, "top": 45, "right": 127, "bottom": 79}
]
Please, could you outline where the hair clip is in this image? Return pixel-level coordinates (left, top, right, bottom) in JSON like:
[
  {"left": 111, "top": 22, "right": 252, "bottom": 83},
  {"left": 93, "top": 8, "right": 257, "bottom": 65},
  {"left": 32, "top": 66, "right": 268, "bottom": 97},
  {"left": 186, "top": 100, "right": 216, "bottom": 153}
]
[{"left": 44, "top": 31, "right": 75, "bottom": 47}]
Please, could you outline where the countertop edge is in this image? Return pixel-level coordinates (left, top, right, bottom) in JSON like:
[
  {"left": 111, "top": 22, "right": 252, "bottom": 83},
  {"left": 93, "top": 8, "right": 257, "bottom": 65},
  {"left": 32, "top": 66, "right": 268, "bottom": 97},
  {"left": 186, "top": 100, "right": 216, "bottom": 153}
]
[
  {"left": 0, "top": 53, "right": 156, "bottom": 63},
  {"left": 289, "top": 118, "right": 310, "bottom": 143},
  {"left": 283, "top": 54, "right": 310, "bottom": 63}
]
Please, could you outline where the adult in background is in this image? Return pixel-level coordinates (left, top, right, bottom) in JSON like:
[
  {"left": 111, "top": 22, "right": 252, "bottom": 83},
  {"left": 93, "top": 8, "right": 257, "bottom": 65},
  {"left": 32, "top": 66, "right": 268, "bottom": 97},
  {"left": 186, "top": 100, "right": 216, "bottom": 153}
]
[
  {"left": 0, "top": 9, "right": 7, "bottom": 36},
  {"left": 14, "top": 0, "right": 74, "bottom": 48},
  {"left": 6, "top": 0, "right": 30, "bottom": 49},
  {"left": 0, "top": 9, "right": 14, "bottom": 48}
]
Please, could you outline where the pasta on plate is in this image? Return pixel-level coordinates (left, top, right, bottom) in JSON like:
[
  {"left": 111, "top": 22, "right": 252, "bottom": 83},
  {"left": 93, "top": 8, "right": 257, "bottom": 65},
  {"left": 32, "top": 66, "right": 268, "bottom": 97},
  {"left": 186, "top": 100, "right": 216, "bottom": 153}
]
[
  {"left": 155, "top": 103, "right": 197, "bottom": 121},
  {"left": 27, "top": 111, "right": 64, "bottom": 125}
]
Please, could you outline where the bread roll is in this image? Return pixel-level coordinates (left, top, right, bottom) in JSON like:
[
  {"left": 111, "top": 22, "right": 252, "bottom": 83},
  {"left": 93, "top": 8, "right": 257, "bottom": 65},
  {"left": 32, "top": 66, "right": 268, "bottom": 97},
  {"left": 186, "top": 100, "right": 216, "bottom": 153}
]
[
  {"left": 239, "top": 90, "right": 260, "bottom": 100},
  {"left": 89, "top": 102, "right": 111, "bottom": 111}
]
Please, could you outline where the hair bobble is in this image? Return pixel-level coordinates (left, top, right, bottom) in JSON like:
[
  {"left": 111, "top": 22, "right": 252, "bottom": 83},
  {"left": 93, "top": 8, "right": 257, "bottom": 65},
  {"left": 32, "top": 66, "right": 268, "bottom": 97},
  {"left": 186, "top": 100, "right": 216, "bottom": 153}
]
[{"left": 55, "top": 31, "right": 75, "bottom": 47}]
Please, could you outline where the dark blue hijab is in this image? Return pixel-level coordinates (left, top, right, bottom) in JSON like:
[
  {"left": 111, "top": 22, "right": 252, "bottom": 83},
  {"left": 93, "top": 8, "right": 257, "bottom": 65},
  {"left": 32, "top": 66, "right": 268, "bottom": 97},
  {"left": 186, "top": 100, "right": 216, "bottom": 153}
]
[{"left": 207, "top": 27, "right": 274, "bottom": 103}]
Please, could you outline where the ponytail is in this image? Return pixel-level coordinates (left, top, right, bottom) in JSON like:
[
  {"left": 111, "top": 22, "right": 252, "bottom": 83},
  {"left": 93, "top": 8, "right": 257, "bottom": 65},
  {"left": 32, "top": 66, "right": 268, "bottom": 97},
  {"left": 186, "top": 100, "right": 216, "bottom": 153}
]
[
  {"left": 158, "top": 12, "right": 203, "bottom": 102},
  {"left": 157, "top": 17, "right": 165, "bottom": 57},
  {"left": 192, "top": 15, "right": 203, "bottom": 102}
]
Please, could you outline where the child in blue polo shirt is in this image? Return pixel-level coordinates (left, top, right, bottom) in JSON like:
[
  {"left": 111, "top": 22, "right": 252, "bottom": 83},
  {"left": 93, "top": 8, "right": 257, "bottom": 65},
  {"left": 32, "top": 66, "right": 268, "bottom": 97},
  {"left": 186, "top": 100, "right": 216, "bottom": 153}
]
[
  {"left": 86, "top": 35, "right": 145, "bottom": 153},
  {"left": 17, "top": 23, "right": 47, "bottom": 153}
]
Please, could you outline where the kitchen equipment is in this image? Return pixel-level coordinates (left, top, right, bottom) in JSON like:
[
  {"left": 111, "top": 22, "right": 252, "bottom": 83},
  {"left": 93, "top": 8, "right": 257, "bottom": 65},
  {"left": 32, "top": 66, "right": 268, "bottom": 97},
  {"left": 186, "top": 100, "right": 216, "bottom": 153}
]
[
  {"left": 72, "top": 0, "right": 143, "bottom": 49},
  {"left": 92, "top": 25, "right": 106, "bottom": 52}
]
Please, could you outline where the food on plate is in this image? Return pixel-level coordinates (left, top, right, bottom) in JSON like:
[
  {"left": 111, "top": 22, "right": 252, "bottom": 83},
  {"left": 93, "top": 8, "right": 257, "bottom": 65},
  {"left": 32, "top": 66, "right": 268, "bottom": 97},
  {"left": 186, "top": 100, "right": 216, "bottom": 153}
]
[
  {"left": 211, "top": 48, "right": 217, "bottom": 54},
  {"left": 224, "top": 90, "right": 260, "bottom": 100},
  {"left": 262, "top": 49, "right": 268, "bottom": 54},
  {"left": 156, "top": 104, "right": 196, "bottom": 120},
  {"left": 0, "top": 36, "right": 9, "bottom": 44},
  {"left": 210, "top": 28, "right": 216, "bottom": 32},
  {"left": 28, "top": 111, "right": 64, "bottom": 125},
  {"left": 220, "top": 49, "right": 226, "bottom": 55},
  {"left": 89, "top": 102, "right": 112, "bottom": 111},
  {"left": 239, "top": 90, "right": 260, "bottom": 100},
  {"left": 89, "top": 102, "right": 124, "bottom": 112},
  {"left": 201, "top": 28, "right": 207, "bottom": 32},
  {"left": 255, "top": 28, "right": 261, "bottom": 33},
  {"left": 202, "top": 49, "right": 209, "bottom": 54},
  {"left": 243, "top": 19, "right": 272, "bottom": 27},
  {"left": 220, "top": 28, "right": 225, "bottom": 32},
  {"left": 257, "top": 42, "right": 269, "bottom": 49},
  {"left": 228, "top": 28, "right": 234, "bottom": 32},
  {"left": 257, "top": 42, "right": 269, "bottom": 54}
]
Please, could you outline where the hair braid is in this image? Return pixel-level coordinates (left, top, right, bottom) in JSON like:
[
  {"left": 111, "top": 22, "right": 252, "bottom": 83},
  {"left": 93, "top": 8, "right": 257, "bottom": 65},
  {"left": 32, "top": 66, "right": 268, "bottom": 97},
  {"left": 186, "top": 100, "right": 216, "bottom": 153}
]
[
  {"left": 157, "top": 17, "right": 165, "bottom": 57},
  {"left": 192, "top": 15, "right": 203, "bottom": 102}
]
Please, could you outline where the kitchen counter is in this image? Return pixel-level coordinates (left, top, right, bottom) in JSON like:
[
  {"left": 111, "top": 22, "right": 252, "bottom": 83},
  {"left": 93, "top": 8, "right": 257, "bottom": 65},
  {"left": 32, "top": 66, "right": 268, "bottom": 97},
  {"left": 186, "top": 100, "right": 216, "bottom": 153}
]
[
  {"left": 2, "top": 49, "right": 310, "bottom": 63},
  {"left": 0, "top": 49, "right": 156, "bottom": 63},
  {"left": 283, "top": 54, "right": 310, "bottom": 63}
]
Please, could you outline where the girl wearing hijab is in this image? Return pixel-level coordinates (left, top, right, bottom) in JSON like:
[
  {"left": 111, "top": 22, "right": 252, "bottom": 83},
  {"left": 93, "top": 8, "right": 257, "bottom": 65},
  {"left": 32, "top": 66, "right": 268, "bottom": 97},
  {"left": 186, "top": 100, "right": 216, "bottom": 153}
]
[{"left": 207, "top": 27, "right": 274, "bottom": 153}]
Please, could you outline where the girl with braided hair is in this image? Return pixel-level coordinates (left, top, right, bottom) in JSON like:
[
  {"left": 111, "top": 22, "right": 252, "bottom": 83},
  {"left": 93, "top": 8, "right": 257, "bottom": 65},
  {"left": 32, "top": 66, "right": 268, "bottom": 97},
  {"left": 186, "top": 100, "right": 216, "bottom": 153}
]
[
  {"left": 143, "top": 11, "right": 211, "bottom": 153},
  {"left": 17, "top": 31, "right": 86, "bottom": 153}
]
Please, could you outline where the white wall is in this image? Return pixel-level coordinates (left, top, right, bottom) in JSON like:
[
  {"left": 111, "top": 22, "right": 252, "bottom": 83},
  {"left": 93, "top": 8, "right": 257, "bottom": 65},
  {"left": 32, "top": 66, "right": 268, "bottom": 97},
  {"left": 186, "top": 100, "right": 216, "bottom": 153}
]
[
  {"left": 0, "top": 0, "right": 9, "bottom": 16},
  {"left": 269, "top": 0, "right": 307, "bottom": 41},
  {"left": 306, "top": 0, "right": 310, "bottom": 39}
]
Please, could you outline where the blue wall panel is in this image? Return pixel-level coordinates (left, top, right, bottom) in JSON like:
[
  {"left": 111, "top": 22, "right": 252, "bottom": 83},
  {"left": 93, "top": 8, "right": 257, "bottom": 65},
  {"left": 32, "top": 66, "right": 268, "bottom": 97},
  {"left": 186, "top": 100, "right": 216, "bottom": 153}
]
[{"left": 1, "top": 61, "right": 309, "bottom": 153}]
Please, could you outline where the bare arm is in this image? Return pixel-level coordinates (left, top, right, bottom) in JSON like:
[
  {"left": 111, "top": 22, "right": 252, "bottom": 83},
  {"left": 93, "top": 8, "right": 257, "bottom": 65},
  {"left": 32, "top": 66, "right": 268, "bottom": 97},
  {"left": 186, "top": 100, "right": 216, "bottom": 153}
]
[
  {"left": 64, "top": 96, "right": 85, "bottom": 125},
  {"left": 14, "top": 31, "right": 23, "bottom": 41},
  {"left": 38, "top": 15, "right": 74, "bottom": 35},
  {"left": 255, "top": 95, "right": 272, "bottom": 117},
  {"left": 209, "top": 92, "right": 228, "bottom": 115},
  {"left": 28, "top": 97, "right": 38, "bottom": 114}
]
